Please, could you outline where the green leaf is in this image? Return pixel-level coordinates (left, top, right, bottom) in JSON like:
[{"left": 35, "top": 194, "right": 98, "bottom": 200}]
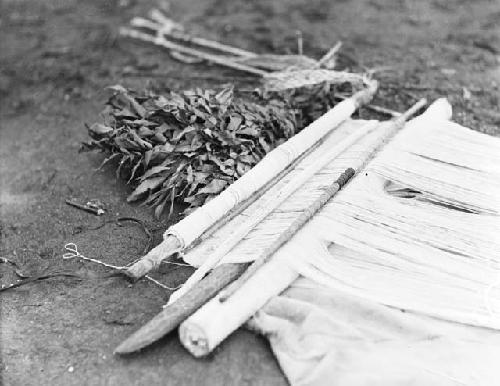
[
  {"left": 89, "top": 123, "right": 113, "bottom": 136},
  {"left": 107, "top": 84, "right": 128, "bottom": 93},
  {"left": 127, "top": 176, "right": 166, "bottom": 202},
  {"left": 140, "top": 165, "right": 171, "bottom": 181},
  {"left": 196, "top": 179, "right": 228, "bottom": 195},
  {"left": 215, "top": 86, "right": 233, "bottom": 106},
  {"left": 237, "top": 126, "right": 259, "bottom": 137},
  {"left": 127, "top": 157, "right": 143, "bottom": 183},
  {"left": 138, "top": 126, "right": 155, "bottom": 137},
  {"left": 172, "top": 125, "right": 197, "bottom": 141},
  {"left": 226, "top": 115, "right": 242, "bottom": 132}
]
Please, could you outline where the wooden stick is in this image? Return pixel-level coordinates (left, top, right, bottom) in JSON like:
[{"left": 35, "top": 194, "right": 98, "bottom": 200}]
[
  {"left": 335, "top": 94, "right": 401, "bottom": 117},
  {"left": 317, "top": 41, "right": 342, "bottom": 68},
  {"left": 151, "top": 11, "right": 256, "bottom": 58},
  {"left": 218, "top": 168, "right": 355, "bottom": 302},
  {"left": 362, "top": 103, "right": 401, "bottom": 117},
  {"left": 65, "top": 199, "right": 104, "bottom": 216},
  {"left": 120, "top": 27, "right": 267, "bottom": 76},
  {"left": 296, "top": 30, "right": 303, "bottom": 56},
  {"left": 114, "top": 263, "right": 248, "bottom": 354},
  {"left": 130, "top": 16, "right": 256, "bottom": 58},
  {"left": 122, "top": 235, "right": 181, "bottom": 279},
  {"left": 148, "top": 9, "right": 184, "bottom": 33}
]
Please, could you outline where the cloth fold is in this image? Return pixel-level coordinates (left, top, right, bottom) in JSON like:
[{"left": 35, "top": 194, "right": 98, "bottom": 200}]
[{"left": 249, "top": 277, "right": 500, "bottom": 386}]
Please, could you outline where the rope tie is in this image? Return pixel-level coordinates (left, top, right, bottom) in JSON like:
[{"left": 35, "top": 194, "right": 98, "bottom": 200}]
[{"left": 63, "top": 243, "right": 179, "bottom": 291}]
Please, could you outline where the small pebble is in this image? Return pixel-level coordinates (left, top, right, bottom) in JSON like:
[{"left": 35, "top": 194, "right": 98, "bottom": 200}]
[
  {"left": 440, "top": 68, "right": 456, "bottom": 76},
  {"left": 462, "top": 87, "right": 472, "bottom": 100},
  {"left": 68, "top": 366, "right": 74, "bottom": 373}
]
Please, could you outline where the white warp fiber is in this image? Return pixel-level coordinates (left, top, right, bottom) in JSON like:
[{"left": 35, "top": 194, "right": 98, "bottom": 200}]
[{"left": 277, "top": 101, "right": 500, "bottom": 329}]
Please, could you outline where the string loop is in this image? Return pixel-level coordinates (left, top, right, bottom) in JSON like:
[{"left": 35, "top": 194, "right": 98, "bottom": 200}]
[{"left": 63, "top": 243, "right": 179, "bottom": 290}]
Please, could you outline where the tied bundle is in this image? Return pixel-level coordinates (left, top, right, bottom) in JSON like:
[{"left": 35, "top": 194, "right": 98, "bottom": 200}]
[{"left": 83, "top": 82, "right": 355, "bottom": 217}]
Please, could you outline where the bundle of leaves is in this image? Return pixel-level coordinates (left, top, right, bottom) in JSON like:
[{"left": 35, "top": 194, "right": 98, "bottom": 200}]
[{"left": 83, "top": 82, "right": 347, "bottom": 217}]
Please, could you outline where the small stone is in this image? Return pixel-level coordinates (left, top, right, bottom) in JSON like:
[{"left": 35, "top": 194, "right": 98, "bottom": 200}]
[
  {"left": 462, "top": 87, "right": 472, "bottom": 100},
  {"left": 68, "top": 366, "right": 74, "bottom": 373},
  {"left": 440, "top": 68, "right": 456, "bottom": 76}
]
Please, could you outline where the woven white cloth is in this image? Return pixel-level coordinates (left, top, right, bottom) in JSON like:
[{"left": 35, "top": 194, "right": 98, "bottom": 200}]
[
  {"left": 283, "top": 103, "right": 500, "bottom": 330},
  {"left": 245, "top": 101, "right": 500, "bottom": 384},
  {"left": 179, "top": 100, "right": 500, "bottom": 384}
]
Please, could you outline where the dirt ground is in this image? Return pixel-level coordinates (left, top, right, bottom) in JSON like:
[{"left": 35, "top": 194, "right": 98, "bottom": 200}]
[{"left": 0, "top": 0, "right": 499, "bottom": 385}]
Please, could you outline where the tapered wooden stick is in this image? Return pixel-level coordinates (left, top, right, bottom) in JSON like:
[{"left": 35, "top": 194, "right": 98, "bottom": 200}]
[
  {"left": 317, "top": 41, "right": 342, "bottom": 68},
  {"left": 114, "top": 263, "right": 248, "bottom": 354},
  {"left": 121, "top": 235, "right": 181, "bottom": 279}
]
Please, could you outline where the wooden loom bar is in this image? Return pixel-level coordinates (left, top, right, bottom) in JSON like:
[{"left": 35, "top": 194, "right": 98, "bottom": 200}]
[{"left": 114, "top": 263, "right": 248, "bottom": 354}]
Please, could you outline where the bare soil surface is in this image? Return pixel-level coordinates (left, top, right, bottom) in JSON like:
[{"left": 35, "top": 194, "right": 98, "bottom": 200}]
[{"left": 1, "top": 0, "right": 499, "bottom": 385}]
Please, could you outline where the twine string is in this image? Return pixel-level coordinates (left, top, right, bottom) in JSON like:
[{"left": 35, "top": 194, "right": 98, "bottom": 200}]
[
  {"left": 63, "top": 243, "right": 179, "bottom": 291},
  {"left": 63, "top": 243, "right": 121, "bottom": 270}
]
